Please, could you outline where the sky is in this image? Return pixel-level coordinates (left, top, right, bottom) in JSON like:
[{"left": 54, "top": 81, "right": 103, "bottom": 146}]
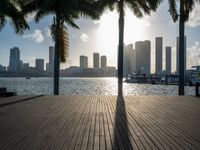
[{"left": 0, "top": 0, "right": 200, "bottom": 73}]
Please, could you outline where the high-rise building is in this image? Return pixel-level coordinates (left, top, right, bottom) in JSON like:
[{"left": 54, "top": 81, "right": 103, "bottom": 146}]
[
  {"left": 155, "top": 37, "right": 163, "bottom": 74},
  {"left": 19, "top": 60, "right": 23, "bottom": 72},
  {"left": 46, "top": 63, "right": 49, "bottom": 72},
  {"left": 135, "top": 41, "right": 151, "bottom": 74},
  {"left": 36, "top": 59, "right": 44, "bottom": 71},
  {"left": 80, "top": 55, "right": 88, "bottom": 69},
  {"left": 0, "top": 65, "right": 6, "bottom": 72},
  {"left": 176, "top": 36, "right": 186, "bottom": 74},
  {"left": 49, "top": 46, "right": 55, "bottom": 73},
  {"left": 9, "top": 47, "right": 20, "bottom": 72},
  {"left": 22, "top": 63, "right": 29, "bottom": 71},
  {"left": 166, "top": 47, "right": 172, "bottom": 75},
  {"left": 101, "top": 56, "right": 107, "bottom": 69},
  {"left": 93, "top": 53, "right": 99, "bottom": 68},
  {"left": 123, "top": 44, "right": 135, "bottom": 76}
]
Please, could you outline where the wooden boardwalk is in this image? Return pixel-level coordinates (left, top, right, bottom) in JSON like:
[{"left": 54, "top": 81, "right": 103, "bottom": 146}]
[{"left": 0, "top": 96, "right": 200, "bottom": 150}]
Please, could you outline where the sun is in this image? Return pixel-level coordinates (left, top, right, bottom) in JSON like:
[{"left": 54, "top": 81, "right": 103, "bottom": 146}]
[{"left": 97, "top": 9, "right": 150, "bottom": 51}]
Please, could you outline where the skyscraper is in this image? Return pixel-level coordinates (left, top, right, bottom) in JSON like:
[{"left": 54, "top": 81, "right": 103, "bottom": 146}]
[
  {"left": 49, "top": 46, "right": 55, "bottom": 73},
  {"left": 22, "top": 63, "right": 29, "bottom": 72},
  {"left": 123, "top": 44, "right": 135, "bottom": 76},
  {"left": 135, "top": 41, "right": 151, "bottom": 74},
  {"left": 0, "top": 65, "right": 6, "bottom": 72},
  {"left": 36, "top": 59, "right": 44, "bottom": 72},
  {"left": 101, "top": 56, "right": 107, "bottom": 69},
  {"left": 19, "top": 60, "right": 23, "bottom": 72},
  {"left": 46, "top": 63, "right": 49, "bottom": 72},
  {"left": 80, "top": 55, "right": 88, "bottom": 69},
  {"left": 93, "top": 53, "right": 99, "bottom": 68},
  {"left": 166, "top": 47, "right": 172, "bottom": 75},
  {"left": 176, "top": 36, "right": 186, "bottom": 74},
  {"left": 155, "top": 37, "right": 163, "bottom": 74},
  {"left": 9, "top": 47, "right": 20, "bottom": 72}
]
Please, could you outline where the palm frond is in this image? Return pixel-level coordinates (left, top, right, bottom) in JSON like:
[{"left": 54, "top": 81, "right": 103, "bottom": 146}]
[
  {"left": 59, "top": 24, "right": 69, "bottom": 63},
  {"left": 147, "top": 0, "right": 163, "bottom": 11},
  {"left": 168, "top": 0, "right": 179, "bottom": 22},
  {"left": 0, "top": 15, "right": 6, "bottom": 31},
  {"left": 126, "top": 0, "right": 144, "bottom": 18},
  {"left": 0, "top": 0, "right": 29, "bottom": 34},
  {"left": 95, "top": 0, "right": 117, "bottom": 12}
]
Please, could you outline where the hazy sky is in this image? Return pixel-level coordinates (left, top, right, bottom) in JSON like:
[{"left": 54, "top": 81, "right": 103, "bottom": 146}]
[{"left": 0, "top": 0, "right": 200, "bottom": 73}]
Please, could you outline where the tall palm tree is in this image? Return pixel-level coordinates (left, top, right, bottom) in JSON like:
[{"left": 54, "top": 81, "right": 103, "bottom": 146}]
[
  {"left": 168, "top": 0, "right": 198, "bottom": 95},
  {"left": 0, "top": 0, "right": 29, "bottom": 34},
  {"left": 96, "top": 0, "right": 162, "bottom": 95},
  {"left": 21, "top": 0, "right": 100, "bottom": 95}
]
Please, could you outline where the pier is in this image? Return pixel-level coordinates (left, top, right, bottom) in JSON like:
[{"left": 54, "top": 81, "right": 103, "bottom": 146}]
[{"left": 0, "top": 96, "right": 200, "bottom": 149}]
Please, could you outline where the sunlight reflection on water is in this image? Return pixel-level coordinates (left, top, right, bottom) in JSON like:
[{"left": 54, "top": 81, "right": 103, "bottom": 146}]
[{"left": 0, "top": 77, "right": 195, "bottom": 96}]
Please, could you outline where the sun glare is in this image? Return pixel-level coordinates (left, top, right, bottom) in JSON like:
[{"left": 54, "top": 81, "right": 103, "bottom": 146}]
[{"left": 97, "top": 9, "right": 150, "bottom": 52}]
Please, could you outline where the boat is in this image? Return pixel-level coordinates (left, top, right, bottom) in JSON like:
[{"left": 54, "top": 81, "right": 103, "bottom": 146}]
[
  {"left": 25, "top": 77, "right": 31, "bottom": 79},
  {"left": 186, "top": 66, "right": 200, "bottom": 86},
  {"left": 125, "top": 73, "right": 150, "bottom": 83}
]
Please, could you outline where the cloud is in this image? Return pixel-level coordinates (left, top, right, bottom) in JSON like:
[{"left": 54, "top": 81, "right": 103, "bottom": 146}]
[
  {"left": 138, "top": 16, "right": 151, "bottom": 27},
  {"left": 26, "top": 13, "right": 36, "bottom": 22},
  {"left": 186, "top": 3, "right": 200, "bottom": 27},
  {"left": 93, "top": 20, "right": 100, "bottom": 24},
  {"left": 66, "top": 58, "right": 74, "bottom": 66},
  {"left": 45, "top": 27, "right": 51, "bottom": 37},
  {"left": 80, "top": 33, "right": 90, "bottom": 42},
  {"left": 187, "top": 41, "right": 200, "bottom": 68},
  {"left": 28, "top": 56, "right": 36, "bottom": 60},
  {"left": 23, "top": 29, "right": 44, "bottom": 43},
  {"left": 28, "top": 56, "right": 36, "bottom": 66}
]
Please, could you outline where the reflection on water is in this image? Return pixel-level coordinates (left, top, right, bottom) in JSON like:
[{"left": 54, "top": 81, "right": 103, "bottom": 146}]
[{"left": 0, "top": 77, "right": 195, "bottom": 96}]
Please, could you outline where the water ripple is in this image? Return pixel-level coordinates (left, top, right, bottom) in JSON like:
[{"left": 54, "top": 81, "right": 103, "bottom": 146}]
[{"left": 0, "top": 77, "right": 196, "bottom": 96}]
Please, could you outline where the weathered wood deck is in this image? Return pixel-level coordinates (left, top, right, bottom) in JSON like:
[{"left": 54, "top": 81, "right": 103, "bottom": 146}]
[{"left": 0, "top": 96, "right": 200, "bottom": 150}]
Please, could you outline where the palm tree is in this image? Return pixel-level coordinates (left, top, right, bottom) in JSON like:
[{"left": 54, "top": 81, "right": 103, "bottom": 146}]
[
  {"left": 0, "top": 0, "right": 29, "bottom": 34},
  {"left": 21, "top": 0, "right": 100, "bottom": 95},
  {"left": 168, "top": 0, "right": 198, "bottom": 95},
  {"left": 96, "top": 0, "right": 162, "bottom": 95}
]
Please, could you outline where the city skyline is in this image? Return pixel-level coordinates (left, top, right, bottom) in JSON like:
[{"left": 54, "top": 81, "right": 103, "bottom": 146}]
[
  {"left": 1, "top": 47, "right": 115, "bottom": 72},
  {"left": 0, "top": 36, "right": 199, "bottom": 72},
  {"left": 1, "top": 34, "right": 199, "bottom": 74},
  {"left": 0, "top": 1, "right": 199, "bottom": 72}
]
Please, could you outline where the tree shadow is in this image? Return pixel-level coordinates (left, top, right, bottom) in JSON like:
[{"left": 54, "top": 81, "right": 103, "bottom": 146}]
[
  {"left": 113, "top": 96, "right": 132, "bottom": 150},
  {"left": 0, "top": 95, "right": 44, "bottom": 108}
]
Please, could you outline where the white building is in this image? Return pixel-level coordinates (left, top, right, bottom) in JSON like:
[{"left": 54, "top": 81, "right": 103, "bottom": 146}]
[
  {"left": 123, "top": 44, "right": 135, "bottom": 76},
  {"left": 135, "top": 41, "right": 151, "bottom": 74}
]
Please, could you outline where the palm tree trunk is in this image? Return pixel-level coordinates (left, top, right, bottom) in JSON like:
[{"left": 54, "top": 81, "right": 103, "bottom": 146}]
[
  {"left": 178, "top": 0, "right": 185, "bottom": 95},
  {"left": 54, "top": 15, "right": 61, "bottom": 95},
  {"left": 118, "top": 0, "right": 124, "bottom": 96}
]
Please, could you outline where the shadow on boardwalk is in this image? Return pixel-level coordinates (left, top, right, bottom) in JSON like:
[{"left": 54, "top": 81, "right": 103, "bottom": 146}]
[
  {"left": 113, "top": 96, "right": 132, "bottom": 150},
  {"left": 0, "top": 95, "right": 43, "bottom": 107}
]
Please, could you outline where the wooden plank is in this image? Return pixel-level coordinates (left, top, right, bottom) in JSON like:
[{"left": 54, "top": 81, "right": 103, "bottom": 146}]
[
  {"left": 99, "top": 97, "right": 106, "bottom": 150},
  {"left": 104, "top": 96, "right": 129, "bottom": 150},
  {"left": 129, "top": 96, "right": 200, "bottom": 149},
  {"left": 86, "top": 96, "right": 98, "bottom": 150},
  {"left": 0, "top": 96, "right": 200, "bottom": 150},
  {"left": 80, "top": 96, "right": 96, "bottom": 150},
  {"left": 101, "top": 96, "right": 113, "bottom": 150}
]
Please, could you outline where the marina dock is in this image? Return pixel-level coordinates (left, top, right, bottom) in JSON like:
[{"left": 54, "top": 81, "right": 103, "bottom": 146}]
[{"left": 0, "top": 95, "right": 200, "bottom": 149}]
